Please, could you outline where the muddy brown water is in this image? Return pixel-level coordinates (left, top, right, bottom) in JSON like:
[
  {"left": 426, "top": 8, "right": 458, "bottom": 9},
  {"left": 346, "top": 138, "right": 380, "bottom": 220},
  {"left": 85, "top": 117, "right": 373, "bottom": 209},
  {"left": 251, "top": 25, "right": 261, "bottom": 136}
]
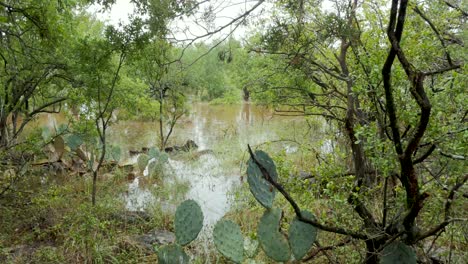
[
  {"left": 32, "top": 103, "right": 308, "bottom": 225},
  {"left": 114, "top": 103, "right": 308, "bottom": 225}
]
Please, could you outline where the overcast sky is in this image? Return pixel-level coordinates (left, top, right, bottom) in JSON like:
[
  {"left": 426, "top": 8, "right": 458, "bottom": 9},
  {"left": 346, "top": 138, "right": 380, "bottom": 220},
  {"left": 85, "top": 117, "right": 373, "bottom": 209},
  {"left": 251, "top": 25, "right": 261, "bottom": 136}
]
[{"left": 88, "top": 0, "right": 267, "bottom": 43}]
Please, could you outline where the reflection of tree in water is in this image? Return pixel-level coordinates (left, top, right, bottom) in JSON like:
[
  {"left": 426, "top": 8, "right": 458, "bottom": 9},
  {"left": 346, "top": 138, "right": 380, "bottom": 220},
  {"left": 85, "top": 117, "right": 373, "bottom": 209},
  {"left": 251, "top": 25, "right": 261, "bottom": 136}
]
[{"left": 241, "top": 102, "right": 251, "bottom": 125}]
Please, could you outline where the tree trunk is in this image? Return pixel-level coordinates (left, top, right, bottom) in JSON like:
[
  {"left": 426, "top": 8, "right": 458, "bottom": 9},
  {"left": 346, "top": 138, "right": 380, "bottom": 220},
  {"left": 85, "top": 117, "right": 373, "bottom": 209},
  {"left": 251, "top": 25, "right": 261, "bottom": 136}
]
[{"left": 159, "top": 90, "right": 164, "bottom": 151}]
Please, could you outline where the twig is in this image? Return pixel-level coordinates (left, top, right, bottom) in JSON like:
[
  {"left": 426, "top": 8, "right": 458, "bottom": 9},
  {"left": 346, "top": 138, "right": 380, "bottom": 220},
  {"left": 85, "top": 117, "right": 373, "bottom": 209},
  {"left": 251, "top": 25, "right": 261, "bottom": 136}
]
[{"left": 303, "top": 237, "right": 352, "bottom": 262}]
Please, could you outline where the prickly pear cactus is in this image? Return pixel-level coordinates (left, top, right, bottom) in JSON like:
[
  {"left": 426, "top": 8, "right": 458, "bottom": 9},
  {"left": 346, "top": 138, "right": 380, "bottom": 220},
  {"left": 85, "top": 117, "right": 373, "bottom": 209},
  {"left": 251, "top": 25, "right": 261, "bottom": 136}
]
[
  {"left": 137, "top": 154, "right": 149, "bottom": 172},
  {"left": 147, "top": 160, "right": 158, "bottom": 177},
  {"left": 244, "top": 237, "right": 259, "bottom": 258},
  {"left": 175, "top": 199, "right": 203, "bottom": 246},
  {"left": 257, "top": 208, "right": 290, "bottom": 262},
  {"left": 380, "top": 241, "right": 416, "bottom": 264},
  {"left": 158, "top": 244, "right": 189, "bottom": 264},
  {"left": 41, "top": 126, "right": 52, "bottom": 141},
  {"left": 247, "top": 150, "right": 278, "bottom": 209},
  {"left": 159, "top": 152, "right": 169, "bottom": 163},
  {"left": 289, "top": 210, "right": 317, "bottom": 260},
  {"left": 213, "top": 219, "right": 244, "bottom": 263},
  {"left": 106, "top": 145, "right": 121, "bottom": 162},
  {"left": 148, "top": 147, "right": 168, "bottom": 168},
  {"left": 148, "top": 147, "right": 160, "bottom": 158},
  {"left": 65, "top": 134, "right": 83, "bottom": 150}
]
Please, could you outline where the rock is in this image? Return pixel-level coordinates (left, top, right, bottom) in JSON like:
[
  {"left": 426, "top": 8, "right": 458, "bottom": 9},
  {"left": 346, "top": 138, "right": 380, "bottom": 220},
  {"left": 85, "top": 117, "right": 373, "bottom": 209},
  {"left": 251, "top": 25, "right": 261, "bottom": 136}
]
[
  {"left": 127, "top": 172, "right": 136, "bottom": 181},
  {"left": 129, "top": 150, "right": 141, "bottom": 156},
  {"left": 141, "top": 147, "right": 149, "bottom": 153},
  {"left": 164, "top": 140, "right": 199, "bottom": 153},
  {"left": 134, "top": 230, "right": 175, "bottom": 250},
  {"left": 182, "top": 139, "right": 198, "bottom": 151},
  {"left": 129, "top": 147, "right": 150, "bottom": 156}
]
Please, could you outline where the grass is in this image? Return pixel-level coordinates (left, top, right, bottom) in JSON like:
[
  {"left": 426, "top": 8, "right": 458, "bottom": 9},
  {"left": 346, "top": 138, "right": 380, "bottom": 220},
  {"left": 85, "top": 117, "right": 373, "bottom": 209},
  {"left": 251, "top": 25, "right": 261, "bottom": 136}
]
[{"left": 0, "top": 162, "right": 189, "bottom": 263}]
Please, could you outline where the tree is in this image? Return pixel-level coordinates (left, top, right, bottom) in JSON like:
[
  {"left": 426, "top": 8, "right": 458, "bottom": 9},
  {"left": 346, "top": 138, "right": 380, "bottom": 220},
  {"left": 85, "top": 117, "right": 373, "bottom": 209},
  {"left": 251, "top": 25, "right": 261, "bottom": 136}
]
[
  {"left": 0, "top": 0, "right": 82, "bottom": 149},
  {"left": 73, "top": 17, "right": 148, "bottom": 205},
  {"left": 130, "top": 40, "right": 188, "bottom": 151},
  {"left": 242, "top": 0, "right": 466, "bottom": 262}
]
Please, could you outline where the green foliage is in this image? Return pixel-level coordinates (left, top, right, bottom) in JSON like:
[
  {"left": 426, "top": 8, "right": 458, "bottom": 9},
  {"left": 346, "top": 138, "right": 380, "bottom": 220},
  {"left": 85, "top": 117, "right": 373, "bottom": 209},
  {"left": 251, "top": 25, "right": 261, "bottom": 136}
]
[
  {"left": 380, "top": 242, "right": 416, "bottom": 264},
  {"left": 174, "top": 199, "right": 203, "bottom": 246},
  {"left": 257, "top": 208, "right": 291, "bottom": 262},
  {"left": 247, "top": 150, "right": 278, "bottom": 209},
  {"left": 157, "top": 244, "right": 189, "bottom": 264},
  {"left": 289, "top": 211, "right": 317, "bottom": 260},
  {"left": 213, "top": 219, "right": 244, "bottom": 263}
]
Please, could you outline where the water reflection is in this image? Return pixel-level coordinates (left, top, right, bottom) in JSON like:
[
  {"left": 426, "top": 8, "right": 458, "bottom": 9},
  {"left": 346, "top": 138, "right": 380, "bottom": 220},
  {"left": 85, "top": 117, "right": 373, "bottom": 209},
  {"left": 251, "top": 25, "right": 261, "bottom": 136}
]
[
  {"left": 115, "top": 102, "right": 306, "bottom": 223},
  {"left": 168, "top": 155, "right": 238, "bottom": 225}
]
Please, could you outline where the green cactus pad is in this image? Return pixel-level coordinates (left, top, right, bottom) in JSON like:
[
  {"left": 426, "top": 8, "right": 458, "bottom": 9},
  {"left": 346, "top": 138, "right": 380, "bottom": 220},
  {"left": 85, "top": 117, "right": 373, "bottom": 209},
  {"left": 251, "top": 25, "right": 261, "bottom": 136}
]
[
  {"left": 147, "top": 160, "right": 157, "bottom": 177},
  {"left": 289, "top": 211, "right": 317, "bottom": 260},
  {"left": 175, "top": 199, "right": 204, "bottom": 246},
  {"left": 65, "top": 134, "right": 83, "bottom": 150},
  {"left": 159, "top": 152, "right": 169, "bottom": 163},
  {"left": 157, "top": 244, "right": 189, "bottom": 264},
  {"left": 244, "top": 237, "right": 259, "bottom": 258},
  {"left": 106, "top": 145, "right": 121, "bottom": 162},
  {"left": 148, "top": 147, "right": 160, "bottom": 158},
  {"left": 246, "top": 150, "right": 278, "bottom": 209},
  {"left": 213, "top": 219, "right": 244, "bottom": 263},
  {"left": 137, "top": 154, "right": 149, "bottom": 172},
  {"left": 380, "top": 241, "right": 416, "bottom": 264},
  {"left": 41, "top": 126, "right": 51, "bottom": 141},
  {"left": 257, "top": 208, "right": 290, "bottom": 262}
]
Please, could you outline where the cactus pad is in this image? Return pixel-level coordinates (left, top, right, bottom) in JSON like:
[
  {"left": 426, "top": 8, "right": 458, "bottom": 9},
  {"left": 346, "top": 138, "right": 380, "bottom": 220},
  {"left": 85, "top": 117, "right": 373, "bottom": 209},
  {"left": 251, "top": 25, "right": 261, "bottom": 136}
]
[
  {"left": 246, "top": 150, "right": 278, "bottom": 209},
  {"left": 148, "top": 147, "right": 160, "bottom": 158},
  {"left": 157, "top": 244, "right": 189, "bottom": 264},
  {"left": 244, "top": 237, "right": 259, "bottom": 258},
  {"left": 175, "top": 199, "right": 203, "bottom": 246},
  {"left": 65, "top": 134, "right": 83, "bottom": 150},
  {"left": 213, "top": 219, "right": 244, "bottom": 263},
  {"left": 289, "top": 210, "right": 317, "bottom": 260},
  {"left": 257, "top": 208, "right": 290, "bottom": 262},
  {"left": 137, "top": 154, "right": 149, "bottom": 172},
  {"left": 106, "top": 145, "right": 121, "bottom": 162},
  {"left": 380, "top": 241, "right": 416, "bottom": 264}
]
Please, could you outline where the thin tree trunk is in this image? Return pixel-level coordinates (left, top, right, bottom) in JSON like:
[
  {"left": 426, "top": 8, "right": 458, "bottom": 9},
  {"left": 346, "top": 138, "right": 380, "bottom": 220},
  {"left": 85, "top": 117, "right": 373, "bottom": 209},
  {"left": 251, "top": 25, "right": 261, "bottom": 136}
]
[{"left": 159, "top": 89, "right": 164, "bottom": 151}]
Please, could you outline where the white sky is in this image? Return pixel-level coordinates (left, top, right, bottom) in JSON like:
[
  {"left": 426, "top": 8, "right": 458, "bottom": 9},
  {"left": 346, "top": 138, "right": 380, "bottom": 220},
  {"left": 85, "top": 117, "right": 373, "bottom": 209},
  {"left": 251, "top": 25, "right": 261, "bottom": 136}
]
[{"left": 88, "top": 0, "right": 268, "bottom": 43}]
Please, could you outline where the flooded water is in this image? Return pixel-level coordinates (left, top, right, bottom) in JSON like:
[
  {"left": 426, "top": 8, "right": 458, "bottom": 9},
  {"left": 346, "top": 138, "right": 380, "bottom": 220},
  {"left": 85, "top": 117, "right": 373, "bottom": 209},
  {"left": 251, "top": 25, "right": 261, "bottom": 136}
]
[
  {"left": 27, "top": 102, "right": 309, "bottom": 225},
  {"left": 111, "top": 102, "right": 306, "bottom": 225}
]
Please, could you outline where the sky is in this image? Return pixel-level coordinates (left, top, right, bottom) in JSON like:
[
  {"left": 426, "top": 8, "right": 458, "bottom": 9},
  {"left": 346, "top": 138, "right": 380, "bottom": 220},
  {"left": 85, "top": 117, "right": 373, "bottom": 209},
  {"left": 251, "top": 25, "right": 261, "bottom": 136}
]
[{"left": 88, "top": 0, "right": 267, "bottom": 43}]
